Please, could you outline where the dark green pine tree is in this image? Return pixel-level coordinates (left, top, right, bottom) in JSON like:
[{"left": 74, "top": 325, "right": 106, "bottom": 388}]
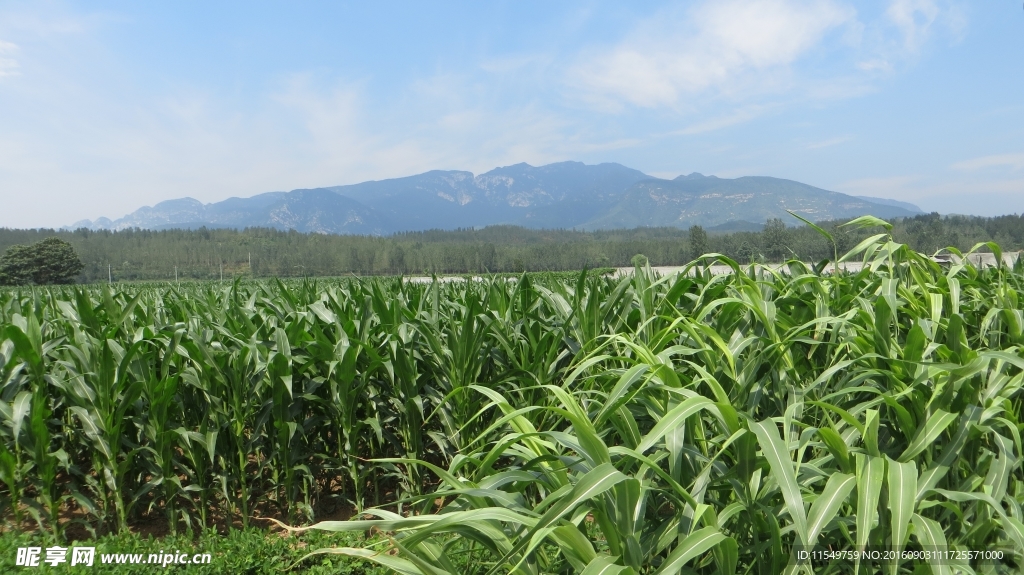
[
  {"left": 688, "top": 225, "right": 709, "bottom": 260},
  {"left": 762, "top": 218, "right": 789, "bottom": 262}
]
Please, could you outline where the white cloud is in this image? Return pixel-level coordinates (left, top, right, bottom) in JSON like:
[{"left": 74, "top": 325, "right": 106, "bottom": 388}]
[
  {"left": 273, "top": 77, "right": 367, "bottom": 161},
  {"left": 671, "top": 105, "right": 776, "bottom": 135},
  {"left": 886, "top": 0, "right": 940, "bottom": 50},
  {"left": 856, "top": 58, "right": 892, "bottom": 72},
  {"left": 0, "top": 40, "right": 19, "bottom": 78},
  {"left": 1, "top": 65, "right": 606, "bottom": 227},
  {"left": 570, "top": 0, "right": 855, "bottom": 109},
  {"left": 805, "top": 135, "right": 853, "bottom": 149},
  {"left": 0, "top": 1, "right": 992, "bottom": 227},
  {"left": 951, "top": 153, "right": 1024, "bottom": 172},
  {"left": 885, "top": 0, "right": 969, "bottom": 53}
]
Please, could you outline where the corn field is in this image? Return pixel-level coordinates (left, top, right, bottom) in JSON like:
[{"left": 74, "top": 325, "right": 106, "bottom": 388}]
[{"left": 2, "top": 222, "right": 1024, "bottom": 573}]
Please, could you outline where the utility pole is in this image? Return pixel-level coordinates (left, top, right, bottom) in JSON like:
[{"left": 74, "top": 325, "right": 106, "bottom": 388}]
[
  {"left": 249, "top": 252, "right": 252, "bottom": 277},
  {"left": 220, "top": 262, "right": 223, "bottom": 281},
  {"left": 108, "top": 264, "right": 111, "bottom": 284},
  {"left": 175, "top": 266, "right": 178, "bottom": 283}
]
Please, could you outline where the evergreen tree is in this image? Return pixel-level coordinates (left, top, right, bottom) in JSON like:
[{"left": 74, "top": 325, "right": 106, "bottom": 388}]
[
  {"left": 688, "top": 225, "right": 708, "bottom": 260},
  {"left": 762, "top": 218, "right": 788, "bottom": 261}
]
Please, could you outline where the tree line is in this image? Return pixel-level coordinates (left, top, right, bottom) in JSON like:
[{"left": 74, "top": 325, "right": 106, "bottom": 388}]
[{"left": 0, "top": 212, "right": 1022, "bottom": 282}]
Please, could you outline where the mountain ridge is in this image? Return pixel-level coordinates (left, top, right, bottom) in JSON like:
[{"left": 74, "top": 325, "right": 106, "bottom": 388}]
[{"left": 70, "top": 161, "right": 923, "bottom": 234}]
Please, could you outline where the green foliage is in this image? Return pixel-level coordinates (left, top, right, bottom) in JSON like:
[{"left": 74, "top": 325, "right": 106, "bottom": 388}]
[
  {"left": 0, "top": 244, "right": 33, "bottom": 285},
  {"left": 3, "top": 211, "right": 1024, "bottom": 281},
  {"left": 688, "top": 224, "right": 708, "bottom": 259},
  {"left": 761, "top": 217, "right": 789, "bottom": 261},
  {"left": 0, "top": 237, "right": 84, "bottom": 285},
  {"left": 1, "top": 224, "right": 1024, "bottom": 572}
]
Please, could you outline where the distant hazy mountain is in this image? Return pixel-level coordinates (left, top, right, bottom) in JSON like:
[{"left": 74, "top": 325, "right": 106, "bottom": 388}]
[
  {"left": 70, "top": 162, "right": 922, "bottom": 234},
  {"left": 853, "top": 196, "right": 924, "bottom": 213},
  {"left": 585, "top": 174, "right": 921, "bottom": 229}
]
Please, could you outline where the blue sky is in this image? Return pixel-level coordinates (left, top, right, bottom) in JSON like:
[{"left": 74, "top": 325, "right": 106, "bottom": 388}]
[{"left": 0, "top": 0, "right": 1021, "bottom": 228}]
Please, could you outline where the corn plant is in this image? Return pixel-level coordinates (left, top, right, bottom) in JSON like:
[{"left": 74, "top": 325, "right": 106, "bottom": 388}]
[{"left": 0, "top": 217, "right": 1022, "bottom": 574}]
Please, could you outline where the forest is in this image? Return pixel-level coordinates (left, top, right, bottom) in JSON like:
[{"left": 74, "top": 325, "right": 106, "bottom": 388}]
[{"left": 1, "top": 212, "right": 1023, "bottom": 281}]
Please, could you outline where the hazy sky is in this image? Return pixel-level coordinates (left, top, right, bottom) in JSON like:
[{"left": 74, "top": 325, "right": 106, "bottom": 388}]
[{"left": 1, "top": 1, "right": 1021, "bottom": 228}]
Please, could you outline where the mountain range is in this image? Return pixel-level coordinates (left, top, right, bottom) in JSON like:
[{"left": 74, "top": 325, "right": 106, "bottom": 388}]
[{"left": 70, "top": 162, "right": 923, "bottom": 234}]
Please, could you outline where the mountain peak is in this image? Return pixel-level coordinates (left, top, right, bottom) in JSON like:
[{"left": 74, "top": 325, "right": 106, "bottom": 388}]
[
  {"left": 68, "top": 161, "right": 921, "bottom": 234},
  {"left": 674, "top": 172, "right": 717, "bottom": 180}
]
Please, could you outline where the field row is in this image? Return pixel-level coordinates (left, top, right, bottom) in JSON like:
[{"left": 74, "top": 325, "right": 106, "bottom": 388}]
[{"left": 2, "top": 229, "right": 1024, "bottom": 573}]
